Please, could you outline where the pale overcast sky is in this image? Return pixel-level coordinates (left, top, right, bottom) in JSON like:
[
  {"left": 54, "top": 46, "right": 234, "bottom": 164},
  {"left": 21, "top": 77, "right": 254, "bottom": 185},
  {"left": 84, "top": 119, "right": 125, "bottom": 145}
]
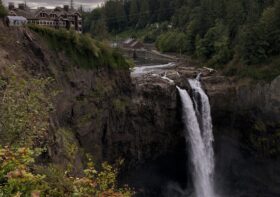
[{"left": 3, "top": 0, "right": 104, "bottom": 10}]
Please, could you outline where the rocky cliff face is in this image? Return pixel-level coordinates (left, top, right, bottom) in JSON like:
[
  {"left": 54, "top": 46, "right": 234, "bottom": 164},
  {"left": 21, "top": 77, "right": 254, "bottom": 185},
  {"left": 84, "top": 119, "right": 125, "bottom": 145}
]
[
  {"left": 235, "top": 76, "right": 280, "bottom": 120},
  {"left": 0, "top": 25, "right": 132, "bottom": 168},
  {"left": 0, "top": 25, "right": 184, "bottom": 174}
]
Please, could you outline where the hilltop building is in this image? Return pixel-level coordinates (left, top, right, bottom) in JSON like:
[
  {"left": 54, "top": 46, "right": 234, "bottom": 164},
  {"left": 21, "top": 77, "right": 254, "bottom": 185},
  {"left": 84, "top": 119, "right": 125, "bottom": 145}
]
[
  {"left": 7, "top": 3, "right": 82, "bottom": 33},
  {"left": 5, "top": 16, "right": 27, "bottom": 26}
]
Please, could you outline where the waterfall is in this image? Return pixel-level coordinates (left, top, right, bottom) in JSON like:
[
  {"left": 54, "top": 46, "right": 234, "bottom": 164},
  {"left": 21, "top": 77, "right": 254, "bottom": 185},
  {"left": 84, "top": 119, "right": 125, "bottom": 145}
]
[
  {"left": 177, "top": 81, "right": 216, "bottom": 197},
  {"left": 188, "top": 79, "right": 215, "bottom": 175}
]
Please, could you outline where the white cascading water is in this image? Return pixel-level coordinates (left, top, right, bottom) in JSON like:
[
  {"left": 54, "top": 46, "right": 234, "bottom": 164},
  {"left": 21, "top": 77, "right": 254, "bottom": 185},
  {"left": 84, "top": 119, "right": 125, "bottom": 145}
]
[
  {"left": 188, "top": 78, "right": 215, "bottom": 175},
  {"left": 177, "top": 79, "right": 216, "bottom": 197},
  {"left": 131, "top": 62, "right": 175, "bottom": 77}
]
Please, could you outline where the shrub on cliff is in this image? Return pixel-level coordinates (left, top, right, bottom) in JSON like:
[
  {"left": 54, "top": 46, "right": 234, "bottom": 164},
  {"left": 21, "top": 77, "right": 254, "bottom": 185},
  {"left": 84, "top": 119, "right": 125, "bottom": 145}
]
[
  {"left": 0, "top": 0, "right": 7, "bottom": 18},
  {"left": 0, "top": 65, "right": 133, "bottom": 196},
  {"left": 0, "top": 65, "right": 54, "bottom": 147},
  {"left": 246, "top": 119, "right": 280, "bottom": 157},
  {"left": 0, "top": 147, "right": 48, "bottom": 197},
  {"left": 72, "top": 159, "right": 133, "bottom": 197},
  {"left": 0, "top": 147, "right": 134, "bottom": 197}
]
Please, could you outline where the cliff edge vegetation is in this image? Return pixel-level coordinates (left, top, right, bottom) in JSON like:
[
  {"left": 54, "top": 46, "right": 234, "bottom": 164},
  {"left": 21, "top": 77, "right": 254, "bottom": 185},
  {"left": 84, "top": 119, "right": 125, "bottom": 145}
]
[
  {"left": 0, "top": 20, "right": 134, "bottom": 196},
  {"left": 29, "top": 25, "right": 132, "bottom": 70}
]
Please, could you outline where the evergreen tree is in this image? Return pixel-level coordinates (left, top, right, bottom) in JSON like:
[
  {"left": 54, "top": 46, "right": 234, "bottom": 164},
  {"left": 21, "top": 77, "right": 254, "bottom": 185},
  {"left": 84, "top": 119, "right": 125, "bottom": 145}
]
[
  {"left": 129, "top": 0, "right": 139, "bottom": 26},
  {"left": 157, "top": 0, "right": 172, "bottom": 21},
  {"left": 103, "top": 0, "right": 126, "bottom": 32},
  {"left": 225, "top": 0, "right": 246, "bottom": 38},
  {"left": 90, "top": 18, "right": 108, "bottom": 39},
  {"left": 259, "top": 1, "right": 280, "bottom": 55},
  {"left": 171, "top": 6, "right": 191, "bottom": 29},
  {"left": 148, "top": 0, "right": 160, "bottom": 23},
  {"left": 238, "top": 24, "right": 268, "bottom": 64},
  {"left": 138, "top": 0, "right": 149, "bottom": 28},
  {"left": 0, "top": 0, "right": 7, "bottom": 18},
  {"left": 115, "top": 0, "right": 127, "bottom": 30}
]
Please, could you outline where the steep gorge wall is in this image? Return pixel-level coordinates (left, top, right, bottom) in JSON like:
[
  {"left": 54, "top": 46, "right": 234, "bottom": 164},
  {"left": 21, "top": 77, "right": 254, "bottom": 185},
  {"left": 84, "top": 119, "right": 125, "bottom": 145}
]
[
  {"left": 203, "top": 75, "right": 280, "bottom": 156},
  {"left": 202, "top": 74, "right": 280, "bottom": 196},
  {"left": 0, "top": 25, "right": 184, "bottom": 174},
  {"left": 0, "top": 25, "right": 133, "bottom": 167}
]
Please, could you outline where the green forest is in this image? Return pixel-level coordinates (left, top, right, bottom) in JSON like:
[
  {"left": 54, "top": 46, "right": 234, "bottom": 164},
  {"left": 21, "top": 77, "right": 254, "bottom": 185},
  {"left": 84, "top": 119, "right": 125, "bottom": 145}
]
[{"left": 84, "top": 0, "right": 280, "bottom": 80}]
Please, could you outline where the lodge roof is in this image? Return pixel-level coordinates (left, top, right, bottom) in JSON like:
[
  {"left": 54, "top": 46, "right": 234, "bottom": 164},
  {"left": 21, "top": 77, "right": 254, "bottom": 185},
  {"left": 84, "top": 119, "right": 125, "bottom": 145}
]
[{"left": 8, "top": 6, "right": 81, "bottom": 20}]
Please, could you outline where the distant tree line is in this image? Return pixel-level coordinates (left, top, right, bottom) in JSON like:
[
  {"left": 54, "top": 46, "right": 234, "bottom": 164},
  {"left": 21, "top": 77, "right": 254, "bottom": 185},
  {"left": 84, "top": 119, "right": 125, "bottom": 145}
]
[{"left": 84, "top": 0, "right": 280, "bottom": 69}]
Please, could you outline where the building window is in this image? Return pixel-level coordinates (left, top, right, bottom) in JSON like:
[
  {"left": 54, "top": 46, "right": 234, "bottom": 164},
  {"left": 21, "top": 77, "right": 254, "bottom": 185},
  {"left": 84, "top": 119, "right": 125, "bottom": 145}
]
[{"left": 40, "top": 13, "right": 48, "bottom": 18}]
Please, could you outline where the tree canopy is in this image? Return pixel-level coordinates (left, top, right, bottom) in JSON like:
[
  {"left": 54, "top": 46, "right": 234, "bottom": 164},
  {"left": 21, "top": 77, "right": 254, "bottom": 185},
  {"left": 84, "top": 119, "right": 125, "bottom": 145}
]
[{"left": 83, "top": 0, "right": 280, "bottom": 80}]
